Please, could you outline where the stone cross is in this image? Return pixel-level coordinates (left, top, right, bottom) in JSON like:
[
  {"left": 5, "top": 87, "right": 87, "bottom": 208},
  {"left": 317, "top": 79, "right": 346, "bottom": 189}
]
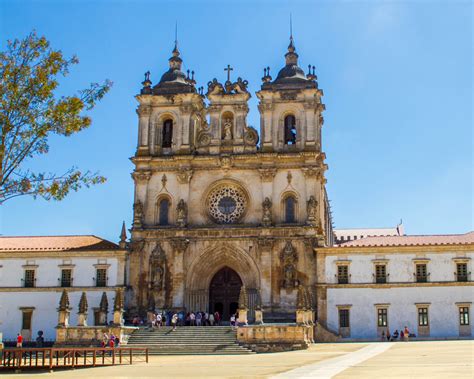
[{"left": 224, "top": 64, "right": 233, "bottom": 82}]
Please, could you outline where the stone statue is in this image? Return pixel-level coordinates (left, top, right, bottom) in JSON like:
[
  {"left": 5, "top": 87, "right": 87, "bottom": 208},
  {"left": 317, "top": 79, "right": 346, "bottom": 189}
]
[
  {"left": 307, "top": 196, "right": 318, "bottom": 225},
  {"left": 223, "top": 118, "right": 232, "bottom": 140},
  {"left": 149, "top": 243, "right": 166, "bottom": 290},
  {"left": 280, "top": 241, "right": 298, "bottom": 288},
  {"left": 133, "top": 200, "right": 144, "bottom": 227},
  {"left": 176, "top": 199, "right": 188, "bottom": 227},
  {"left": 262, "top": 197, "right": 272, "bottom": 226}
]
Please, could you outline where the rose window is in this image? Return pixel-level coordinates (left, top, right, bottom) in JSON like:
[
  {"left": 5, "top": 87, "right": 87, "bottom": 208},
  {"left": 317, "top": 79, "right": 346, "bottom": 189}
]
[{"left": 208, "top": 185, "right": 247, "bottom": 224}]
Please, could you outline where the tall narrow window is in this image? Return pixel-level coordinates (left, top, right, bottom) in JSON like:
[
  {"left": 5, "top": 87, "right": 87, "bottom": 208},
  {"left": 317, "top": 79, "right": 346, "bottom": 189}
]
[
  {"left": 339, "top": 309, "right": 350, "bottom": 328},
  {"left": 22, "top": 311, "right": 32, "bottom": 330},
  {"left": 459, "top": 307, "right": 470, "bottom": 325},
  {"left": 375, "top": 265, "right": 387, "bottom": 284},
  {"left": 418, "top": 307, "right": 429, "bottom": 326},
  {"left": 96, "top": 268, "right": 107, "bottom": 287},
  {"left": 61, "top": 269, "right": 72, "bottom": 287},
  {"left": 162, "top": 119, "right": 173, "bottom": 148},
  {"left": 416, "top": 264, "right": 428, "bottom": 283},
  {"left": 377, "top": 308, "right": 388, "bottom": 327},
  {"left": 24, "top": 269, "right": 35, "bottom": 288},
  {"left": 284, "top": 115, "right": 297, "bottom": 145},
  {"left": 159, "top": 199, "right": 170, "bottom": 225},
  {"left": 285, "top": 196, "right": 296, "bottom": 223},
  {"left": 337, "top": 265, "right": 349, "bottom": 284},
  {"left": 456, "top": 263, "right": 468, "bottom": 282}
]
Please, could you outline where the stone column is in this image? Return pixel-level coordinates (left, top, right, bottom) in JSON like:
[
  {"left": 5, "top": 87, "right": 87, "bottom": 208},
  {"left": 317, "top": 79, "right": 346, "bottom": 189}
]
[
  {"left": 136, "top": 105, "right": 151, "bottom": 155},
  {"left": 57, "top": 289, "right": 71, "bottom": 327},
  {"left": 113, "top": 288, "right": 125, "bottom": 326},
  {"left": 237, "top": 285, "right": 249, "bottom": 325},
  {"left": 77, "top": 292, "right": 88, "bottom": 327},
  {"left": 296, "top": 285, "right": 307, "bottom": 325}
]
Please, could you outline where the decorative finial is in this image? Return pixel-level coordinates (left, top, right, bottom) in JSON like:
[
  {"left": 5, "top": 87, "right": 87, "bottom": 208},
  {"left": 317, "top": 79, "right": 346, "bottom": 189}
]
[
  {"left": 119, "top": 221, "right": 127, "bottom": 249},
  {"left": 78, "top": 292, "right": 88, "bottom": 314},
  {"left": 224, "top": 64, "right": 233, "bottom": 84}
]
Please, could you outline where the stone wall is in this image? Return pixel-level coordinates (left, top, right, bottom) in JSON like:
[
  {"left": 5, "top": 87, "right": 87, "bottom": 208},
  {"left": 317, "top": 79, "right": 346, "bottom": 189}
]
[{"left": 55, "top": 326, "right": 137, "bottom": 347}]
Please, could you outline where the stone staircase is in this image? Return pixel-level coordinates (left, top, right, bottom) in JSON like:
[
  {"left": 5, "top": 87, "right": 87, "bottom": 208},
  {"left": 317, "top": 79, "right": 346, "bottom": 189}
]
[{"left": 126, "top": 326, "right": 255, "bottom": 355}]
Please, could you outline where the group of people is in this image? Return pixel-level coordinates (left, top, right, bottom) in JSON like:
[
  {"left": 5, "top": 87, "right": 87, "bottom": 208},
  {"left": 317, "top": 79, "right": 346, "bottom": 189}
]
[
  {"left": 381, "top": 326, "right": 414, "bottom": 342},
  {"left": 134, "top": 311, "right": 224, "bottom": 331},
  {"left": 101, "top": 332, "right": 120, "bottom": 348}
]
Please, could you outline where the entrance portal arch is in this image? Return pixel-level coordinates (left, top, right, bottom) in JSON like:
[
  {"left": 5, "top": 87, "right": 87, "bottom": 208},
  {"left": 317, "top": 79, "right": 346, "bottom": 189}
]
[
  {"left": 209, "top": 266, "right": 242, "bottom": 320},
  {"left": 184, "top": 243, "right": 261, "bottom": 319}
]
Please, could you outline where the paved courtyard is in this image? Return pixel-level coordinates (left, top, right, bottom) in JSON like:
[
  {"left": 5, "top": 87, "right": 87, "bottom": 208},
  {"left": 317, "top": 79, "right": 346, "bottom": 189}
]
[{"left": 9, "top": 340, "right": 474, "bottom": 378}]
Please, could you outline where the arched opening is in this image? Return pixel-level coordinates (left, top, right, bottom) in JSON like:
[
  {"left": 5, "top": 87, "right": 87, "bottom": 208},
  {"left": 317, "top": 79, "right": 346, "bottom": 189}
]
[
  {"left": 162, "top": 119, "right": 173, "bottom": 148},
  {"left": 209, "top": 266, "right": 242, "bottom": 321},
  {"left": 284, "top": 195, "right": 296, "bottom": 223},
  {"left": 157, "top": 198, "right": 170, "bottom": 225},
  {"left": 284, "top": 115, "right": 297, "bottom": 145}
]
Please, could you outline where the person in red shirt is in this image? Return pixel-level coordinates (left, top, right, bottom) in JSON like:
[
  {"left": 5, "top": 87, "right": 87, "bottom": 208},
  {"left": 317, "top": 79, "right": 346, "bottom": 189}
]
[{"left": 16, "top": 334, "right": 23, "bottom": 348}]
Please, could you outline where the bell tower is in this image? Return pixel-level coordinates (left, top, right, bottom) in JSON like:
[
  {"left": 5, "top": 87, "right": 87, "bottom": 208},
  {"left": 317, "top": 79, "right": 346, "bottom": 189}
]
[
  {"left": 135, "top": 41, "right": 206, "bottom": 157},
  {"left": 256, "top": 35, "right": 325, "bottom": 153}
]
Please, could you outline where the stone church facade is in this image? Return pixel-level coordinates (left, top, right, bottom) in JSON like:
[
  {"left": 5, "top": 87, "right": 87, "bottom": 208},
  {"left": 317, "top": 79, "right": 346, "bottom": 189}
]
[{"left": 128, "top": 37, "right": 333, "bottom": 321}]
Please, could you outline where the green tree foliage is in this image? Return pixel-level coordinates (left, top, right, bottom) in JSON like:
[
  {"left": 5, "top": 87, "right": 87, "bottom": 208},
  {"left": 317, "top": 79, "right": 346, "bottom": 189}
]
[{"left": 0, "top": 31, "right": 112, "bottom": 203}]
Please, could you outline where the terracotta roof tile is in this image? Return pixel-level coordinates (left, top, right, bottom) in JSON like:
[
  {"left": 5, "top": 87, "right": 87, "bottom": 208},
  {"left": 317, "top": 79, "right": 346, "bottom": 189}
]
[
  {"left": 337, "top": 231, "right": 474, "bottom": 248},
  {"left": 0, "top": 235, "right": 119, "bottom": 252}
]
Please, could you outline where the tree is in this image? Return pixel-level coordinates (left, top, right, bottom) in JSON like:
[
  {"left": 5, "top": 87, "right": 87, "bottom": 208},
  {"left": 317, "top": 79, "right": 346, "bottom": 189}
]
[{"left": 0, "top": 31, "right": 112, "bottom": 204}]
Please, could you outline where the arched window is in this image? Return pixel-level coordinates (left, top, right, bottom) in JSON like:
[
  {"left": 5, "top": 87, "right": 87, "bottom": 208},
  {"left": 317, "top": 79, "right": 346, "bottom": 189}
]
[
  {"left": 158, "top": 198, "right": 170, "bottom": 225},
  {"left": 162, "top": 119, "right": 173, "bottom": 148},
  {"left": 284, "top": 115, "right": 297, "bottom": 145},
  {"left": 285, "top": 196, "right": 296, "bottom": 223}
]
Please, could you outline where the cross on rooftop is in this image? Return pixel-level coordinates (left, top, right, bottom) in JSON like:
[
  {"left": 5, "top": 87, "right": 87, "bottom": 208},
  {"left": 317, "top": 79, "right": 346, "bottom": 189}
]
[{"left": 224, "top": 64, "right": 233, "bottom": 83}]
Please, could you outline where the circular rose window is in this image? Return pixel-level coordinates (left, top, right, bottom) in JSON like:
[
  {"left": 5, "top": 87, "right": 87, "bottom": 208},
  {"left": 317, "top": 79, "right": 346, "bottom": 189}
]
[{"left": 208, "top": 185, "right": 247, "bottom": 224}]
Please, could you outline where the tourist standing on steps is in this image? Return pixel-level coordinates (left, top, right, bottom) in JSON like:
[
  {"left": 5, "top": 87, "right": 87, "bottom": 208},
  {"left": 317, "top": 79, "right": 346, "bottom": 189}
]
[
  {"left": 209, "top": 312, "right": 215, "bottom": 326},
  {"left": 214, "top": 311, "right": 221, "bottom": 326},
  {"left": 196, "top": 311, "right": 202, "bottom": 326},
  {"left": 171, "top": 313, "right": 178, "bottom": 331},
  {"left": 190, "top": 312, "right": 195, "bottom": 326},
  {"left": 230, "top": 314, "right": 236, "bottom": 328},
  {"left": 156, "top": 313, "right": 162, "bottom": 328}
]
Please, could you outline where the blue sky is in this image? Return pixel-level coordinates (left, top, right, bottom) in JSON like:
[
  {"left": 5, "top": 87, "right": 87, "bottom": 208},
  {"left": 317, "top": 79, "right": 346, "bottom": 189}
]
[{"left": 1, "top": 0, "right": 472, "bottom": 242}]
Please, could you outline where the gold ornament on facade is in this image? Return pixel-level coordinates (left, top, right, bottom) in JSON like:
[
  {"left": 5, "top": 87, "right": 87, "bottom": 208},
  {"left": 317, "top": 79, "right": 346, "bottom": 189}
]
[
  {"left": 259, "top": 168, "right": 276, "bottom": 182},
  {"left": 177, "top": 168, "right": 193, "bottom": 184}
]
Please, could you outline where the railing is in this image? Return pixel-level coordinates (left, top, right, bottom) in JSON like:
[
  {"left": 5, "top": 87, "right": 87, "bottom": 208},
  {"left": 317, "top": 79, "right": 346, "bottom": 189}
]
[{"left": 0, "top": 347, "right": 148, "bottom": 370}]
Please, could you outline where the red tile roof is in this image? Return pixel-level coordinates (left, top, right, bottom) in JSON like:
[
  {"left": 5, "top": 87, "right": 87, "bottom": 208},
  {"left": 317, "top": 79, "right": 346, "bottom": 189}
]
[
  {"left": 337, "top": 231, "right": 474, "bottom": 248},
  {"left": 0, "top": 235, "right": 119, "bottom": 252}
]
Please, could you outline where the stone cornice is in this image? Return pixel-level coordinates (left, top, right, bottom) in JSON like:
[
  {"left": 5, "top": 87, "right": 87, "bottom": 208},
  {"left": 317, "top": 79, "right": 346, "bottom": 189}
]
[
  {"left": 316, "top": 244, "right": 474, "bottom": 254},
  {"left": 0, "top": 286, "right": 125, "bottom": 293},
  {"left": 131, "top": 151, "right": 327, "bottom": 172},
  {"left": 0, "top": 250, "right": 127, "bottom": 259},
  {"left": 316, "top": 281, "right": 474, "bottom": 289}
]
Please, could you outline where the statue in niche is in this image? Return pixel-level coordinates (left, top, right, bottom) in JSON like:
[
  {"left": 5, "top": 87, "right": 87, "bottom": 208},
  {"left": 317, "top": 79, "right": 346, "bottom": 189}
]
[
  {"left": 149, "top": 243, "right": 166, "bottom": 290},
  {"left": 223, "top": 118, "right": 233, "bottom": 140},
  {"left": 280, "top": 241, "right": 298, "bottom": 288},
  {"left": 262, "top": 197, "right": 272, "bottom": 226},
  {"left": 176, "top": 199, "right": 188, "bottom": 227},
  {"left": 307, "top": 196, "right": 318, "bottom": 225},
  {"left": 133, "top": 201, "right": 144, "bottom": 227}
]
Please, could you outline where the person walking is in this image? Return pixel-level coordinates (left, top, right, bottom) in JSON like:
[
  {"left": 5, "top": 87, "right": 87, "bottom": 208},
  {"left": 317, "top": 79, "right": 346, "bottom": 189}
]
[
  {"left": 171, "top": 313, "right": 178, "bottom": 331},
  {"left": 16, "top": 333, "right": 23, "bottom": 348},
  {"left": 102, "top": 333, "right": 109, "bottom": 348}
]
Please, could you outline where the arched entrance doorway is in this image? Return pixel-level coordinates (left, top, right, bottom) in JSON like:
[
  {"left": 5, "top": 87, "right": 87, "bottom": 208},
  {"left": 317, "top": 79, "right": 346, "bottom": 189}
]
[{"left": 209, "top": 267, "right": 242, "bottom": 321}]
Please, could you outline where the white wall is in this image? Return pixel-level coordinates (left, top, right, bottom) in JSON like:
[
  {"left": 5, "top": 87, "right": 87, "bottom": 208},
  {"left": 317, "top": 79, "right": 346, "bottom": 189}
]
[
  {"left": 0, "top": 290, "right": 117, "bottom": 341},
  {"left": 0, "top": 257, "right": 121, "bottom": 287},
  {"left": 327, "top": 286, "right": 474, "bottom": 339},
  {"left": 325, "top": 251, "right": 474, "bottom": 283}
]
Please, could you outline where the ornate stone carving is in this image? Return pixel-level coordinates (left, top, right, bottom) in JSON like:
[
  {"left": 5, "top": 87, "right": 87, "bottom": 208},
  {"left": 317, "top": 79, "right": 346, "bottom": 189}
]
[
  {"left": 259, "top": 168, "right": 276, "bottom": 182},
  {"left": 238, "top": 285, "right": 249, "bottom": 310},
  {"left": 131, "top": 239, "right": 145, "bottom": 255},
  {"left": 136, "top": 105, "right": 152, "bottom": 117},
  {"left": 262, "top": 197, "right": 272, "bottom": 227},
  {"left": 99, "top": 292, "right": 108, "bottom": 313},
  {"left": 316, "top": 219, "right": 324, "bottom": 235},
  {"left": 133, "top": 200, "right": 144, "bottom": 227},
  {"left": 280, "top": 241, "right": 298, "bottom": 289},
  {"left": 280, "top": 91, "right": 298, "bottom": 100},
  {"left": 170, "top": 238, "right": 190, "bottom": 254},
  {"left": 113, "top": 288, "right": 124, "bottom": 312},
  {"left": 149, "top": 243, "right": 166, "bottom": 291},
  {"left": 78, "top": 292, "right": 88, "bottom": 314},
  {"left": 219, "top": 155, "right": 234, "bottom": 169},
  {"left": 257, "top": 237, "right": 275, "bottom": 250},
  {"left": 296, "top": 285, "right": 306, "bottom": 310},
  {"left": 223, "top": 118, "right": 233, "bottom": 140},
  {"left": 302, "top": 167, "right": 320, "bottom": 178},
  {"left": 307, "top": 196, "right": 318, "bottom": 225},
  {"left": 208, "top": 184, "right": 247, "bottom": 224},
  {"left": 177, "top": 168, "right": 193, "bottom": 184},
  {"left": 197, "top": 131, "right": 211, "bottom": 147},
  {"left": 132, "top": 170, "right": 151, "bottom": 183},
  {"left": 176, "top": 199, "right": 188, "bottom": 227},
  {"left": 161, "top": 174, "right": 168, "bottom": 188},
  {"left": 58, "top": 289, "right": 70, "bottom": 311},
  {"left": 287, "top": 171, "right": 293, "bottom": 185},
  {"left": 243, "top": 125, "right": 259, "bottom": 146},
  {"left": 258, "top": 103, "right": 273, "bottom": 112}
]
